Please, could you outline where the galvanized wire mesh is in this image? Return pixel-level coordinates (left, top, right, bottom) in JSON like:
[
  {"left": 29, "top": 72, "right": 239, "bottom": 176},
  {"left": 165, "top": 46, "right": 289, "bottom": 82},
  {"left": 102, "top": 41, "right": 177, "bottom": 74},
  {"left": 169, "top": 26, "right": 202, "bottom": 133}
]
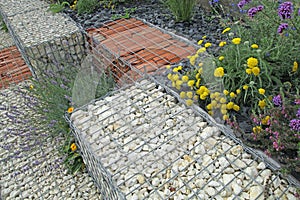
[
  {"left": 1, "top": 1, "right": 300, "bottom": 198},
  {"left": 66, "top": 78, "right": 299, "bottom": 199}
]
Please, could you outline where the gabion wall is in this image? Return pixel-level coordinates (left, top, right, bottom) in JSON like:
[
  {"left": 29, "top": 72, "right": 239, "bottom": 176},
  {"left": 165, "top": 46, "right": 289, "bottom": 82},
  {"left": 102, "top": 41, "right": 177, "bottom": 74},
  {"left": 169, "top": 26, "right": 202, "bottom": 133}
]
[{"left": 67, "top": 78, "right": 299, "bottom": 200}]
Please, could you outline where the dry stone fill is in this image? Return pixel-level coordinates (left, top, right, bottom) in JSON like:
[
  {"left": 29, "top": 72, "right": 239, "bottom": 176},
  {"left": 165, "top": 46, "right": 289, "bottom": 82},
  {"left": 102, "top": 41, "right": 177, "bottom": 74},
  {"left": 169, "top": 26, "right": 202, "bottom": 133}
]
[
  {"left": 0, "top": 83, "right": 101, "bottom": 199},
  {"left": 71, "top": 79, "right": 299, "bottom": 199}
]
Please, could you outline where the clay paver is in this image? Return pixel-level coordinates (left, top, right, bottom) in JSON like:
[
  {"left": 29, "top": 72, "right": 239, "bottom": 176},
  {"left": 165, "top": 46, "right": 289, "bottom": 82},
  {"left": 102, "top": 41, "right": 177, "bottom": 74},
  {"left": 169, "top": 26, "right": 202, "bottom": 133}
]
[
  {"left": 0, "top": 46, "right": 31, "bottom": 88},
  {"left": 87, "top": 18, "right": 196, "bottom": 85}
]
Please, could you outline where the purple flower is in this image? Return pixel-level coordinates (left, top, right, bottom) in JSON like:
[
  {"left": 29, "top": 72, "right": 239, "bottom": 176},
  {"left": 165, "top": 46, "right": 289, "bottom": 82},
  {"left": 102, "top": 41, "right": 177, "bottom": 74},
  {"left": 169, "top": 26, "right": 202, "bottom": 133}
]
[
  {"left": 278, "top": 1, "right": 293, "bottom": 19},
  {"left": 248, "top": 7, "right": 258, "bottom": 18},
  {"left": 277, "top": 23, "right": 288, "bottom": 33},
  {"left": 290, "top": 119, "right": 300, "bottom": 131},
  {"left": 296, "top": 108, "right": 300, "bottom": 118},
  {"left": 298, "top": 8, "right": 300, "bottom": 16},
  {"left": 273, "top": 95, "right": 282, "bottom": 106},
  {"left": 257, "top": 5, "right": 264, "bottom": 11},
  {"left": 237, "top": 0, "right": 252, "bottom": 9}
]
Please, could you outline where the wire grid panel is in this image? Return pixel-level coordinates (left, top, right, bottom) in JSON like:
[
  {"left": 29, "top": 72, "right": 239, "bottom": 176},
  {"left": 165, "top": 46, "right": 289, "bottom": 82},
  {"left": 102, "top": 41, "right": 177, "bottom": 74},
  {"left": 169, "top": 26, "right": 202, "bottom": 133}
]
[
  {"left": 67, "top": 78, "right": 299, "bottom": 200},
  {"left": 23, "top": 31, "right": 88, "bottom": 76},
  {"left": 87, "top": 18, "right": 197, "bottom": 87},
  {"left": 0, "top": 45, "right": 31, "bottom": 89}
]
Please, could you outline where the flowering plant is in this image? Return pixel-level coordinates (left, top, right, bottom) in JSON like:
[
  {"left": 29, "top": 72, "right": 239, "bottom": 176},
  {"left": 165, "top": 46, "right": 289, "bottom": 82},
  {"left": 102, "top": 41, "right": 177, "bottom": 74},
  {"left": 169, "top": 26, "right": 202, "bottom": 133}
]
[{"left": 250, "top": 89, "right": 300, "bottom": 171}]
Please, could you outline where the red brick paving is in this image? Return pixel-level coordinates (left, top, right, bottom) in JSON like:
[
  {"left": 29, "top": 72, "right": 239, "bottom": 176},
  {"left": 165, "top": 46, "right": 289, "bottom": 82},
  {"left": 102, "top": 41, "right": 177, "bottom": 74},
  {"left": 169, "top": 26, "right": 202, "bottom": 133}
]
[
  {"left": 87, "top": 18, "right": 196, "bottom": 85},
  {"left": 0, "top": 46, "right": 31, "bottom": 88}
]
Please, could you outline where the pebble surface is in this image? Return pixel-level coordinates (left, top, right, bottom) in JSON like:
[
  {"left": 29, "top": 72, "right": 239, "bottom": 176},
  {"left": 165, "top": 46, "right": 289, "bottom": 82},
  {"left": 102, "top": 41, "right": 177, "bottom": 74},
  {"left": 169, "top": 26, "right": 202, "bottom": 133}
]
[
  {"left": 0, "top": 82, "right": 102, "bottom": 199},
  {"left": 71, "top": 79, "right": 299, "bottom": 199},
  {"left": 0, "top": 28, "right": 14, "bottom": 50}
]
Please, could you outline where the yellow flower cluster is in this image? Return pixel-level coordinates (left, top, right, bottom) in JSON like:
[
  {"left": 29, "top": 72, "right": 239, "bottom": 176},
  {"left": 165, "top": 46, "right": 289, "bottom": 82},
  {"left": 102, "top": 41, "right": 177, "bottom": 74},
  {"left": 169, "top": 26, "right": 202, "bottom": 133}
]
[
  {"left": 246, "top": 57, "right": 260, "bottom": 76},
  {"left": 70, "top": 0, "right": 77, "bottom": 10},
  {"left": 219, "top": 41, "right": 226, "bottom": 47},
  {"left": 292, "top": 61, "right": 298, "bottom": 72},
  {"left": 214, "top": 67, "right": 225, "bottom": 77},
  {"left": 232, "top": 38, "right": 241, "bottom": 45},
  {"left": 252, "top": 126, "right": 262, "bottom": 134},
  {"left": 261, "top": 115, "right": 270, "bottom": 125}
]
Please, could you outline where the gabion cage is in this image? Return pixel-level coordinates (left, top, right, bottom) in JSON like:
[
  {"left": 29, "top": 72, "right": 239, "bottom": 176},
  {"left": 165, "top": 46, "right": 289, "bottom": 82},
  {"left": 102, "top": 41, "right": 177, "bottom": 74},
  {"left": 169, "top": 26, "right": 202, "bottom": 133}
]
[{"left": 66, "top": 77, "right": 299, "bottom": 200}]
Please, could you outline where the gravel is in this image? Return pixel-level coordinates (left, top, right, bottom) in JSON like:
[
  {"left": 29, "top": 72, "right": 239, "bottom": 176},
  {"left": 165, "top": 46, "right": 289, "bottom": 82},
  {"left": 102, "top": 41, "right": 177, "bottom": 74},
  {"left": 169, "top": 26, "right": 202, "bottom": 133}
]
[
  {"left": 0, "top": 82, "right": 102, "bottom": 199},
  {"left": 70, "top": 79, "right": 299, "bottom": 199},
  {"left": 64, "top": 0, "right": 226, "bottom": 45},
  {"left": 0, "top": 29, "right": 14, "bottom": 49}
]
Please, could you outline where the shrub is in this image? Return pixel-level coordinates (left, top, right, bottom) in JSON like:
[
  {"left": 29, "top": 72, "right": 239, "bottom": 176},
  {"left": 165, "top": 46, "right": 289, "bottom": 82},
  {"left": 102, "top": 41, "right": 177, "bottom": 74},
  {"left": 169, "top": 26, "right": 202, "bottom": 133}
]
[
  {"left": 77, "top": 0, "right": 99, "bottom": 14},
  {"left": 27, "top": 59, "right": 115, "bottom": 173},
  {"left": 164, "top": 0, "right": 197, "bottom": 22}
]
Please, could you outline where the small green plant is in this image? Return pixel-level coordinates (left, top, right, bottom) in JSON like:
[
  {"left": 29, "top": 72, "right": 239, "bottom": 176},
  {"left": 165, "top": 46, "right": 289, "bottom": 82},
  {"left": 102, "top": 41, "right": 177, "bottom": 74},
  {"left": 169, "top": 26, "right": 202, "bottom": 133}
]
[
  {"left": 164, "top": 0, "right": 197, "bottom": 22},
  {"left": 0, "top": 17, "right": 8, "bottom": 32},
  {"left": 48, "top": 1, "right": 70, "bottom": 13},
  {"left": 77, "top": 0, "right": 99, "bottom": 14},
  {"left": 111, "top": 7, "right": 136, "bottom": 20}
]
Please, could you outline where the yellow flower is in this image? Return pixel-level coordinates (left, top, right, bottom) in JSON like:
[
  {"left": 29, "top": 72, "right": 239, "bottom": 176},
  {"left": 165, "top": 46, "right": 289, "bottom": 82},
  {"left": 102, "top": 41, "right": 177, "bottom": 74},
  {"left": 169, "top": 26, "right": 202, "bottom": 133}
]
[
  {"left": 226, "top": 102, "right": 234, "bottom": 109},
  {"left": 232, "top": 38, "right": 241, "bottom": 45},
  {"left": 252, "top": 67, "right": 260, "bottom": 76},
  {"left": 221, "top": 109, "right": 227, "bottom": 115},
  {"left": 222, "top": 27, "right": 231, "bottom": 34},
  {"left": 206, "top": 103, "right": 212, "bottom": 110},
  {"left": 198, "top": 62, "right": 203, "bottom": 67},
  {"left": 229, "top": 92, "right": 236, "bottom": 98},
  {"left": 208, "top": 111, "right": 214, "bottom": 116},
  {"left": 189, "top": 55, "right": 197, "bottom": 66},
  {"left": 220, "top": 97, "right": 226, "bottom": 104},
  {"left": 236, "top": 89, "right": 241, "bottom": 94},
  {"left": 219, "top": 41, "right": 226, "bottom": 47},
  {"left": 68, "top": 107, "right": 74, "bottom": 113},
  {"left": 221, "top": 104, "right": 227, "bottom": 110},
  {"left": 173, "top": 67, "right": 179, "bottom": 72},
  {"left": 223, "top": 90, "right": 229, "bottom": 95},
  {"left": 166, "top": 65, "right": 171, "bottom": 69},
  {"left": 195, "top": 79, "right": 201, "bottom": 88},
  {"left": 247, "top": 57, "right": 258, "bottom": 68},
  {"left": 186, "top": 91, "right": 193, "bottom": 99},
  {"left": 29, "top": 85, "right": 34, "bottom": 90},
  {"left": 167, "top": 73, "right": 172, "bottom": 80},
  {"left": 292, "top": 61, "right": 298, "bottom": 72},
  {"left": 258, "top": 99, "right": 266, "bottom": 109},
  {"left": 258, "top": 88, "right": 265, "bottom": 95},
  {"left": 198, "top": 67, "right": 203, "bottom": 73},
  {"left": 182, "top": 75, "right": 189, "bottom": 82},
  {"left": 218, "top": 56, "right": 225, "bottom": 61},
  {"left": 223, "top": 115, "right": 229, "bottom": 120},
  {"left": 70, "top": 143, "right": 77, "bottom": 151},
  {"left": 214, "top": 67, "right": 225, "bottom": 77},
  {"left": 197, "top": 47, "right": 206, "bottom": 54},
  {"left": 243, "top": 85, "right": 249, "bottom": 90},
  {"left": 187, "top": 80, "right": 195, "bottom": 87},
  {"left": 186, "top": 99, "right": 193, "bottom": 106},
  {"left": 193, "top": 95, "right": 199, "bottom": 101},
  {"left": 175, "top": 80, "right": 183, "bottom": 90},
  {"left": 197, "top": 40, "right": 203, "bottom": 45},
  {"left": 177, "top": 66, "right": 182, "bottom": 70},
  {"left": 204, "top": 42, "right": 212, "bottom": 48},
  {"left": 252, "top": 126, "right": 262, "bottom": 134},
  {"left": 251, "top": 44, "right": 259, "bottom": 49},
  {"left": 173, "top": 74, "right": 179, "bottom": 81},
  {"left": 211, "top": 100, "right": 218, "bottom": 107},
  {"left": 261, "top": 115, "right": 270, "bottom": 125},
  {"left": 246, "top": 68, "right": 252, "bottom": 74},
  {"left": 195, "top": 73, "right": 201, "bottom": 80},
  {"left": 233, "top": 104, "right": 240, "bottom": 111},
  {"left": 202, "top": 35, "right": 207, "bottom": 39},
  {"left": 180, "top": 91, "right": 186, "bottom": 99}
]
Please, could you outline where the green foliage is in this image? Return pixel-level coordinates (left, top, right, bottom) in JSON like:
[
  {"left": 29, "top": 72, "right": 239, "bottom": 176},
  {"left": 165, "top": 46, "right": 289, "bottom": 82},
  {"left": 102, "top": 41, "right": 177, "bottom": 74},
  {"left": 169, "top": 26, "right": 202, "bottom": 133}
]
[
  {"left": 0, "top": 16, "right": 8, "bottom": 32},
  {"left": 164, "top": 0, "right": 197, "bottom": 22},
  {"left": 28, "top": 60, "right": 115, "bottom": 174},
  {"left": 77, "top": 0, "right": 99, "bottom": 14},
  {"left": 48, "top": 1, "right": 70, "bottom": 13},
  {"left": 111, "top": 7, "right": 136, "bottom": 20}
]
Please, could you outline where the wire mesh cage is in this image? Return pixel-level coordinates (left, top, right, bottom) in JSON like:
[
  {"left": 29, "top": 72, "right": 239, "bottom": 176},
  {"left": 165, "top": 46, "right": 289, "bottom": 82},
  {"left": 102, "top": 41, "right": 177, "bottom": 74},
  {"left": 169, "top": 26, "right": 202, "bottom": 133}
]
[{"left": 66, "top": 77, "right": 299, "bottom": 200}]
